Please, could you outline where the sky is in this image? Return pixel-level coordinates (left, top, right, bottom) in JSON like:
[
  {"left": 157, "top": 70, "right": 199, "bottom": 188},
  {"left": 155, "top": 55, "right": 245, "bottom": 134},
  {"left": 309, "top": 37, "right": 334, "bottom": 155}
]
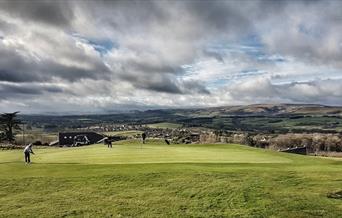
[{"left": 0, "top": 0, "right": 342, "bottom": 114}]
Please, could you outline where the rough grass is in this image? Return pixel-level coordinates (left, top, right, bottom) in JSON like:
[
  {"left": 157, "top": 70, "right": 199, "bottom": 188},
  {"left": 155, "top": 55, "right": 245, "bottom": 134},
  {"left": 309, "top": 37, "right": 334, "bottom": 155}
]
[{"left": 0, "top": 140, "right": 341, "bottom": 217}]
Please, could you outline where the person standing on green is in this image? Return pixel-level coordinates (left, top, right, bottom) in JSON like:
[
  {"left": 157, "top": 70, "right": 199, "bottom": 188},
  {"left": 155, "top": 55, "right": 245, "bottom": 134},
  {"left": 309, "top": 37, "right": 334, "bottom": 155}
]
[
  {"left": 24, "top": 143, "right": 34, "bottom": 164},
  {"left": 142, "top": 132, "right": 147, "bottom": 144}
]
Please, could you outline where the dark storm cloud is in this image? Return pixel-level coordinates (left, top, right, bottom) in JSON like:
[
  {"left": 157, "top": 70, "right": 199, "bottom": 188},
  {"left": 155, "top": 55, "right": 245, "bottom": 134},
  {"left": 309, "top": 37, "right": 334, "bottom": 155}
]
[
  {"left": 120, "top": 71, "right": 210, "bottom": 95},
  {"left": 129, "top": 61, "right": 182, "bottom": 75},
  {"left": 138, "top": 80, "right": 182, "bottom": 94},
  {"left": 81, "top": 0, "right": 170, "bottom": 30},
  {"left": 42, "top": 60, "right": 111, "bottom": 82},
  {"left": 0, "top": 47, "right": 41, "bottom": 82},
  {"left": 184, "top": 0, "right": 252, "bottom": 35},
  {"left": 120, "top": 73, "right": 182, "bottom": 94},
  {"left": 0, "top": 19, "right": 13, "bottom": 34},
  {"left": 0, "top": 82, "right": 63, "bottom": 99},
  {"left": 134, "top": 79, "right": 210, "bottom": 95},
  {"left": 182, "top": 80, "right": 210, "bottom": 95},
  {"left": 0, "top": 0, "right": 74, "bottom": 28},
  {"left": 0, "top": 52, "right": 111, "bottom": 83},
  {"left": 0, "top": 38, "right": 111, "bottom": 83}
]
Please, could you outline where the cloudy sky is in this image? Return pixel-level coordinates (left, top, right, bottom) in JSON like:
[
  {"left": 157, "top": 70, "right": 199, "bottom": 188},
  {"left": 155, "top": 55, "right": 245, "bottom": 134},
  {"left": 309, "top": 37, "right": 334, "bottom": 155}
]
[{"left": 0, "top": 0, "right": 342, "bottom": 114}]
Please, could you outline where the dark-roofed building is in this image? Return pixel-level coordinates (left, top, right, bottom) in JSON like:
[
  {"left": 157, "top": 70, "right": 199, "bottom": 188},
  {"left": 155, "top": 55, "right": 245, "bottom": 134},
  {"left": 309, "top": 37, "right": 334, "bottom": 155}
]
[
  {"left": 58, "top": 132, "right": 104, "bottom": 146},
  {"left": 280, "top": 146, "right": 307, "bottom": 155}
]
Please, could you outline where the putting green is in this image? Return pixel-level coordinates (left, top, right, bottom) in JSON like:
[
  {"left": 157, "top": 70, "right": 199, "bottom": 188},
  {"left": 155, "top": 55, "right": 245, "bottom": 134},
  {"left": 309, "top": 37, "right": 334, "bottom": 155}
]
[{"left": 0, "top": 140, "right": 293, "bottom": 164}]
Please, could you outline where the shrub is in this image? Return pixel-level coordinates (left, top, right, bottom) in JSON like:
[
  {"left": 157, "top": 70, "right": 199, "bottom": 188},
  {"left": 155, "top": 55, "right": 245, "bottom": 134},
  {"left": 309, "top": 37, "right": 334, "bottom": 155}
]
[{"left": 33, "top": 140, "right": 42, "bottom": 145}]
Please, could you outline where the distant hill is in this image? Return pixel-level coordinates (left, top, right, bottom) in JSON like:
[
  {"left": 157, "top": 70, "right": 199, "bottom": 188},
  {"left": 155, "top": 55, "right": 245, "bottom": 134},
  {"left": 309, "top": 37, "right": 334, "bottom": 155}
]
[
  {"left": 177, "top": 104, "right": 342, "bottom": 117},
  {"left": 19, "top": 104, "right": 342, "bottom": 134}
]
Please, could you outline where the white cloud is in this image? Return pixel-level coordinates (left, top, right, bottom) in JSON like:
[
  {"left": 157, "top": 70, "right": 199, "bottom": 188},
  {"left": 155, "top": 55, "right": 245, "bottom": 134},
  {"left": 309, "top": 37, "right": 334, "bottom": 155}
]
[{"left": 0, "top": 0, "right": 342, "bottom": 113}]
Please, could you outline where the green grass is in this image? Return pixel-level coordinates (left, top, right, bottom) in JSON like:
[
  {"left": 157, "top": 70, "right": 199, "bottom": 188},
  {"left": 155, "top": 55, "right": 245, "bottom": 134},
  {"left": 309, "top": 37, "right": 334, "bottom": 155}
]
[
  {"left": 147, "top": 122, "right": 182, "bottom": 129},
  {"left": 237, "top": 116, "right": 342, "bottom": 132},
  {"left": 0, "top": 140, "right": 341, "bottom": 217}
]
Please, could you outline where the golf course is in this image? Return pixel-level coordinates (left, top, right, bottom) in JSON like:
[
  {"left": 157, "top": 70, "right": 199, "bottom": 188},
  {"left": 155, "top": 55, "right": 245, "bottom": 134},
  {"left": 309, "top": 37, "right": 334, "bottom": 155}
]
[{"left": 0, "top": 140, "right": 341, "bottom": 217}]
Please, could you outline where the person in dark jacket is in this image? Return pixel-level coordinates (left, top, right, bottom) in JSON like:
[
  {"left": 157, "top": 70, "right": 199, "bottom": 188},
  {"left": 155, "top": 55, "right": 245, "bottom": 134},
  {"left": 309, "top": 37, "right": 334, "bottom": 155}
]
[
  {"left": 23, "top": 143, "right": 34, "bottom": 164},
  {"left": 142, "top": 132, "right": 147, "bottom": 144}
]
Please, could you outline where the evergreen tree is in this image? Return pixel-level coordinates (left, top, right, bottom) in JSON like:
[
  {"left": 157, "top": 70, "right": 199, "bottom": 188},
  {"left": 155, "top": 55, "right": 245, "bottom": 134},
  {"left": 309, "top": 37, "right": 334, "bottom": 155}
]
[{"left": 0, "top": 112, "right": 22, "bottom": 142}]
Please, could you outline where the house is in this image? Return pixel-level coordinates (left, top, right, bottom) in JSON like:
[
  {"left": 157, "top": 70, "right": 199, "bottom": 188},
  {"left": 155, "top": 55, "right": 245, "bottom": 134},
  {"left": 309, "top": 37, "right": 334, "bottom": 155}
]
[{"left": 58, "top": 132, "right": 104, "bottom": 146}]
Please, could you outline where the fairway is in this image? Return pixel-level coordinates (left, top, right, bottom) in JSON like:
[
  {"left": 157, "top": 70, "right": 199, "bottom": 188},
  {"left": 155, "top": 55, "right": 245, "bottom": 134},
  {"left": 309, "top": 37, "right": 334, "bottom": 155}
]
[{"left": 0, "top": 140, "right": 341, "bottom": 217}]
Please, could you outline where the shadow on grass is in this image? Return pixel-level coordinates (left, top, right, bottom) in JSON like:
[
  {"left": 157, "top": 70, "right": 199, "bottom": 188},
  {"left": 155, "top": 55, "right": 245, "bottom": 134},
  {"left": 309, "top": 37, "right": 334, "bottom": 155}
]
[{"left": 327, "top": 190, "right": 342, "bottom": 199}]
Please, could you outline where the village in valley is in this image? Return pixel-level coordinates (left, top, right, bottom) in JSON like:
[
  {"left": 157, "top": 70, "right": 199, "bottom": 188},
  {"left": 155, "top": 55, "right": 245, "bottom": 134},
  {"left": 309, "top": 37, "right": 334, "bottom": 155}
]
[{"left": 2, "top": 104, "right": 342, "bottom": 157}]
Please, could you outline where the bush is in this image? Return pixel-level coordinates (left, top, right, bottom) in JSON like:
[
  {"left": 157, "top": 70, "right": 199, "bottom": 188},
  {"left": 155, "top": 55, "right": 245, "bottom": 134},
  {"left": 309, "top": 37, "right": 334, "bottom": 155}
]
[{"left": 33, "top": 140, "right": 42, "bottom": 145}]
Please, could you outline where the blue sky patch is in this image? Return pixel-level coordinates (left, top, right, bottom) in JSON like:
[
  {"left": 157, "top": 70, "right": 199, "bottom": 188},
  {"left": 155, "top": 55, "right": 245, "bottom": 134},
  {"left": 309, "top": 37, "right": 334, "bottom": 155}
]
[{"left": 71, "top": 33, "right": 118, "bottom": 55}]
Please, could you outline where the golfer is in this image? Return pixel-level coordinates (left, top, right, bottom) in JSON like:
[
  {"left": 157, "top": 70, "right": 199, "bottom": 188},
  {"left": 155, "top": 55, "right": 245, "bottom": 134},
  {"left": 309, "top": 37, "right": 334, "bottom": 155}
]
[
  {"left": 142, "top": 132, "right": 147, "bottom": 144},
  {"left": 24, "top": 143, "right": 34, "bottom": 164}
]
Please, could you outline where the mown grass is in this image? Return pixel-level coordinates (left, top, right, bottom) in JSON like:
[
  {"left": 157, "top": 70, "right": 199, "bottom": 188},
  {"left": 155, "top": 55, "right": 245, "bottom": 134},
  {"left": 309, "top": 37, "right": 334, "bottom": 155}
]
[{"left": 0, "top": 140, "right": 341, "bottom": 217}]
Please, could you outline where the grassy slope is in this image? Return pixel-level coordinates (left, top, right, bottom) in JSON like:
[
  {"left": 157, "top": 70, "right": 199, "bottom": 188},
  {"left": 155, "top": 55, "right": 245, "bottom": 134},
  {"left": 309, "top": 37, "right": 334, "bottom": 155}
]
[{"left": 0, "top": 140, "right": 341, "bottom": 217}]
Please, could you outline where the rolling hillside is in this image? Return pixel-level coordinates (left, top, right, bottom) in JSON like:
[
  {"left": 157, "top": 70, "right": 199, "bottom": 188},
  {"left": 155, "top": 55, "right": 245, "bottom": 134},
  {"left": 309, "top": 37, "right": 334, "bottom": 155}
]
[{"left": 20, "top": 104, "right": 342, "bottom": 134}]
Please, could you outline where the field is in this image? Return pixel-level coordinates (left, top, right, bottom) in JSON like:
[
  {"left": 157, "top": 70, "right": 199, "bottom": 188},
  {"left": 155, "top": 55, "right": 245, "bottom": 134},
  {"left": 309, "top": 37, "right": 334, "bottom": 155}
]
[
  {"left": 146, "top": 122, "right": 183, "bottom": 129},
  {"left": 0, "top": 140, "right": 341, "bottom": 217},
  {"left": 20, "top": 104, "right": 342, "bottom": 134},
  {"left": 14, "top": 132, "right": 58, "bottom": 145}
]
